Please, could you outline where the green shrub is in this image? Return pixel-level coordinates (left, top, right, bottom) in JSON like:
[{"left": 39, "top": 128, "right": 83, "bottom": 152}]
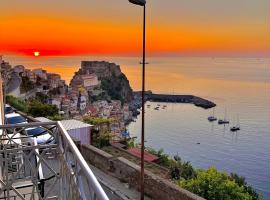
[
  {"left": 230, "top": 173, "right": 262, "bottom": 200},
  {"left": 6, "top": 95, "right": 28, "bottom": 113},
  {"left": 121, "top": 137, "right": 137, "bottom": 148},
  {"left": 83, "top": 116, "right": 113, "bottom": 125},
  {"left": 147, "top": 148, "right": 172, "bottom": 167},
  {"left": 35, "top": 92, "right": 49, "bottom": 103},
  {"left": 179, "top": 167, "right": 260, "bottom": 200},
  {"left": 146, "top": 148, "right": 261, "bottom": 200},
  {"left": 92, "top": 132, "right": 112, "bottom": 148},
  {"left": 48, "top": 115, "right": 64, "bottom": 121},
  {"left": 28, "top": 100, "right": 58, "bottom": 117}
]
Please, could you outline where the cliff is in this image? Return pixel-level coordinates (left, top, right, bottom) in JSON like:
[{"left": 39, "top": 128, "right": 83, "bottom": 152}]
[
  {"left": 81, "top": 61, "right": 122, "bottom": 78},
  {"left": 79, "top": 61, "right": 133, "bottom": 103}
]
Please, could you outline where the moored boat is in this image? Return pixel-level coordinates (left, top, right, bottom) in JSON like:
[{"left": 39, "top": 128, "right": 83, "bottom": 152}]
[
  {"left": 208, "top": 108, "right": 217, "bottom": 122},
  {"left": 230, "top": 115, "right": 240, "bottom": 132},
  {"left": 218, "top": 108, "right": 230, "bottom": 125}
]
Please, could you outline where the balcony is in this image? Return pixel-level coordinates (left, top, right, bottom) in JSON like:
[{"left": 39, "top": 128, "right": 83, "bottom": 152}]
[{"left": 0, "top": 121, "right": 109, "bottom": 200}]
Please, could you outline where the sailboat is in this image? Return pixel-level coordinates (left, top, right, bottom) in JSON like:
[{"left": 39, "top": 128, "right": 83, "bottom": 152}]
[
  {"left": 218, "top": 108, "right": 230, "bottom": 124},
  {"left": 208, "top": 108, "right": 217, "bottom": 122},
  {"left": 230, "top": 115, "right": 240, "bottom": 132}
]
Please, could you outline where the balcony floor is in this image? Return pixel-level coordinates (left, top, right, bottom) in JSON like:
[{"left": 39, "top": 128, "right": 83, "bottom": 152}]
[{"left": 89, "top": 164, "right": 152, "bottom": 200}]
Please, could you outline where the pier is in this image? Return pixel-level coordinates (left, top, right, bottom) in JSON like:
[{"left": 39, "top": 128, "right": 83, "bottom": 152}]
[{"left": 133, "top": 92, "right": 216, "bottom": 109}]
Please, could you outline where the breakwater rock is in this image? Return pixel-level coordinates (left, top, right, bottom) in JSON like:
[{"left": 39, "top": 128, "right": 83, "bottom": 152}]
[{"left": 133, "top": 92, "right": 216, "bottom": 109}]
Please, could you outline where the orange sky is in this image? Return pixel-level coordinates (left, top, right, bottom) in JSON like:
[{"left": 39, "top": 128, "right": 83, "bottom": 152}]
[{"left": 0, "top": 0, "right": 270, "bottom": 57}]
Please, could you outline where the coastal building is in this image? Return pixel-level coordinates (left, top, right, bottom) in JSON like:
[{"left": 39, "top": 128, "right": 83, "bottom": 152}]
[
  {"left": 47, "top": 73, "right": 62, "bottom": 88},
  {"left": 48, "top": 98, "right": 62, "bottom": 110},
  {"left": 0, "top": 59, "right": 12, "bottom": 75},
  {"left": 123, "top": 104, "right": 132, "bottom": 121},
  {"left": 70, "top": 73, "right": 99, "bottom": 92},
  {"left": 0, "top": 60, "right": 12, "bottom": 84},
  {"left": 33, "top": 68, "right": 47, "bottom": 80},
  {"left": 35, "top": 117, "right": 93, "bottom": 145},
  {"left": 61, "top": 97, "right": 71, "bottom": 114},
  {"left": 69, "top": 74, "right": 82, "bottom": 91},
  {"left": 81, "top": 74, "right": 100, "bottom": 89},
  {"left": 24, "top": 69, "right": 37, "bottom": 82},
  {"left": 70, "top": 96, "right": 78, "bottom": 111},
  {"left": 86, "top": 105, "right": 99, "bottom": 117},
  {"left": 99, "top": 107, "right": 111, "bottom": 118},
  {"left": 93, "top": 100, "right": 108, "bottom": 108},
  {"left": 78, "top": 95, "right": 87, "bottom": 111},
  {"left": 13, "top": 65, "right": 25, "bottom": 74},
  {"left": 60, "top": 119, "right": 93, "bottom": 145}
]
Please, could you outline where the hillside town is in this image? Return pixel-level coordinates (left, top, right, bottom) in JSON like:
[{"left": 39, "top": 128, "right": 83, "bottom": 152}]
[{"left": 0, "top": 58, "right": 137, "bottom": 139}]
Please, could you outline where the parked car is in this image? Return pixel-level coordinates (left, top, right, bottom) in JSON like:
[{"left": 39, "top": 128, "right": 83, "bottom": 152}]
[
  {"left": 21, "top": 127, "right": 55, "bottom": 145},
  {"left": 5, "top": 113, "right": 27, "bottom": 125},
  {"left": 5, "top": 104, "right": 14, "bottom": 114}
]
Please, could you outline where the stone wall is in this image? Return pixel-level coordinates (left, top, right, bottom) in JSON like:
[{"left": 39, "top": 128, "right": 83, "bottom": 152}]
[
  {"left": 82, "top": 145, "right": 205, "bottom": 200},
  {"left": 81, "top": 61, "right": 122, "bottom": 79}
]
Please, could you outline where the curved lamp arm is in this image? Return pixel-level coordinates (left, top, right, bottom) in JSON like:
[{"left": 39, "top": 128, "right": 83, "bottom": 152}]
[{"left": 128, "top": 0, "right": 146, "bottom": 6}]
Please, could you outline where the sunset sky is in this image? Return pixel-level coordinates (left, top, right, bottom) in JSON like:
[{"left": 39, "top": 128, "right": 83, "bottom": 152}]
[{"left": 1, "top": 0, "right": 270, "bottom": 57}]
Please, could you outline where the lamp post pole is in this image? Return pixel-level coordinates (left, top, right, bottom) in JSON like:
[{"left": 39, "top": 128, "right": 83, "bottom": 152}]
[
  {"left": 140, "top": 4, "right": 146, "bottom": 200},
  {"left": 128, "top": 1, "right": 146, "bottom": 199}
]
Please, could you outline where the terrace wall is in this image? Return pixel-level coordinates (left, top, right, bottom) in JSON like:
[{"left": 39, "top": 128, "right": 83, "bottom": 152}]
[{"left": 82, "top": 145, "right": 205, "bottom": 200}]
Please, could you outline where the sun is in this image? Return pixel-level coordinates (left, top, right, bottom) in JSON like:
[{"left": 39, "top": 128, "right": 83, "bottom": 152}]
[{"left": 34, "top": 51, "right": 40, "bottom": 57}]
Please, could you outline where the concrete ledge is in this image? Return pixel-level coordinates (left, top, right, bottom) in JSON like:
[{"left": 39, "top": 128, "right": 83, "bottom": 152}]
[
  {"left": 82, "top": 145, "right": 205, "bottom": 200},
  {"left": 82, "top": 144, "right": 114, "bottom": 171}
]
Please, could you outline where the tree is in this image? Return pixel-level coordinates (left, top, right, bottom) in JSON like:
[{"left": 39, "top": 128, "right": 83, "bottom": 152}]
[
  {"left": 230, "top": 173, "right": 262, "bottom": 200},
  {"left": 92, "top": 132, "right": 112, "bottom": 148},
  {"left": 28, "top": 100, "right": 59, "bottom": 117},
  {"left": 179, "top": 167, "right": 255, "bottom": 200},
  {"left": 35, "top": 92, "right": 49, "bottom": 103},
  {"left": 147, "top": 148, "right": 171, "bottom": 167}
]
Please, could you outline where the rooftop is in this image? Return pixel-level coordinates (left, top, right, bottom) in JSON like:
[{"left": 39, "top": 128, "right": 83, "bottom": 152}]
[
  {"left": 35, "top": 117, "right": 93, "bottom": 130},
  {"left": 128, "top": 148, "right": 159, "bottom": 162}
]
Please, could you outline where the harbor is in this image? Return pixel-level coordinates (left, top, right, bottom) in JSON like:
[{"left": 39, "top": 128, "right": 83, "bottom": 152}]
[{"left": 133, "top": 91, "right": 216, "bottom": 109}]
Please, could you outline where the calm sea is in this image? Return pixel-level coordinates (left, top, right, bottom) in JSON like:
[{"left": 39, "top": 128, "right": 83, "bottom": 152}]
[{"left": 5, "top": 55, "right": 270, "bottom": 198}]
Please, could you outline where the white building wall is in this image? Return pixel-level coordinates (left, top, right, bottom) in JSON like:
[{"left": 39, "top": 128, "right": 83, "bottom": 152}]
[{"left": 67, "top": 127, "right": 91, "bottom": 145}]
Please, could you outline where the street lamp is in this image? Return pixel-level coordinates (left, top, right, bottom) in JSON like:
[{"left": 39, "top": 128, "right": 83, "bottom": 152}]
[
  {"left": 128, "top": 0, "right": 146, "bottom": 200},
  {"left": 129, "top": 0, "right": 146, "bottom": 6}
]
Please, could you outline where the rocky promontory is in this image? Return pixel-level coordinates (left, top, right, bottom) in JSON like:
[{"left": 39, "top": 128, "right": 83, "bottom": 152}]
[{"left": 74, "top": 61, "right": 134, "bottom": 103}]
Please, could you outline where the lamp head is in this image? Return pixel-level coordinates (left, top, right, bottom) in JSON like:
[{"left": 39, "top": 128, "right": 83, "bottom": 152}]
[{"left": 129, "top": 0, "right": 146, "bottom": 6}]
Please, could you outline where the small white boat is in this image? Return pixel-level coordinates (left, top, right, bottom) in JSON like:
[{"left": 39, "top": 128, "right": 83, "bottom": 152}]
[
  {"left": 208, "top": 116, "right": 217, "bottom": 122},
  {"left": 231, "top": 115, "right": 240, "bottom": 132},
  {"left": 230, "top": 126, "right": 240, "bottom": 132},
  {"left": 218, "top": 119, "right": 230, "bottom": 124},
  {"left": 208, "top": 108, "right": 217, "bottom": 122},
  {"left": 218, "top": 108, "right": 230, "bottom": 125}
]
